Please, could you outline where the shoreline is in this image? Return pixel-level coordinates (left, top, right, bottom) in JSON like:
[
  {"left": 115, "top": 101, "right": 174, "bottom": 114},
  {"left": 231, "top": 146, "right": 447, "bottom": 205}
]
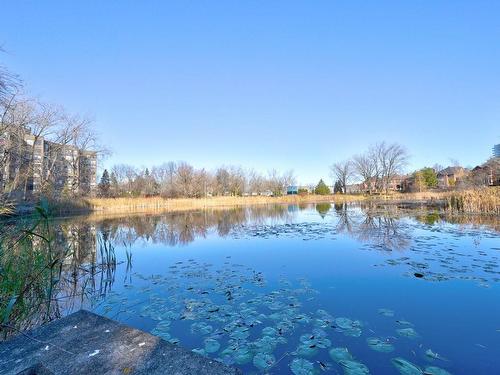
[{"left": 6, "top": 187, "right": 499, "bottom": 218}]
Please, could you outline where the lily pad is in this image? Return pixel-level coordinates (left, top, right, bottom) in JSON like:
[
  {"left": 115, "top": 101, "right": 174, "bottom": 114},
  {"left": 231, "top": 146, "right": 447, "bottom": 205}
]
[
  {"left": 425, "top": 349, "right": 447, "bottom": 361},
  {"left": 204, "top": 338, "right": 221, "bottom": 353},
  {"left": 233, "top": 347, "right": 253, "bottom": 365},
  {"left": 192, "top": 348, "right": 206, "bottom": 356},
  {"left": 339, "top": 359, "right": 370, "bottom": 375},
  {"left": 329, "top": 347, "right": 353, "bottom": 362},
  {"left": 397, "top": 327, "right": 419, "bottom": 339},
  {"left": 424, "top": 366, "right": 452, "bottom": 375},
  {"left": 334, "top": 317, "right": 363, "bottom": 337},
  {"left": 392, "top": 357, "right": 423, "bottom": 375},
  {"left": 253, "top": 353, "right": 276, "bottom": 371},
  {"left": 262, "top": 326, "right": 277, "bottom": 336},
  {"left": 191, "top": 322, "right": 213, "bottom": 335},
  {"left": 290, "top": 358, "right": 315, "bottom": 375},
  {"left": 294, "top": 343, "right": 319, "bottom": 358},
  {"left": 378, "top": 308, "right": 395, "bottom": 317},
  {"left": 367, "top": 337, "right": 394, "bottom": 353}
]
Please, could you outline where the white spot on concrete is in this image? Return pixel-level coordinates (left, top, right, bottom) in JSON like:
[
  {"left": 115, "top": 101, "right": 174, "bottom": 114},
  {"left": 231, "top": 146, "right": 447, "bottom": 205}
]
[
  {"left": 89, "top": 350, "right": 100, "bottom": 357},
  {"left": 138, "top": 342, "right": 146, "bottom": 347}
]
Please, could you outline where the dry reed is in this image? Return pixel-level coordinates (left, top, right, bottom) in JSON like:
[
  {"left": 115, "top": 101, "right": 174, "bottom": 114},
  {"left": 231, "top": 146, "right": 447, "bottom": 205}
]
[
  {"left": 446, "top": 187, "right": 499, "bottom": 215},
  {"left": 82, "top": 194, "right": 365, "bottom": 215}
]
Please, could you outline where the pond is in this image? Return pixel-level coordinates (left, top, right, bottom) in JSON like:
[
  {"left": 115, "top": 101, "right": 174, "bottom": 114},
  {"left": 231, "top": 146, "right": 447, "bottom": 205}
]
[{"left": 2, "top": 203, "right": 500, "bottom": 374}]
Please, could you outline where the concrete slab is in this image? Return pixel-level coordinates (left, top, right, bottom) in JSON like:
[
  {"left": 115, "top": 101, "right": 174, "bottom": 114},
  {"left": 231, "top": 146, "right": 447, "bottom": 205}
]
[{"left": 0, "top": 310, "right": 242, "bottom": 375}]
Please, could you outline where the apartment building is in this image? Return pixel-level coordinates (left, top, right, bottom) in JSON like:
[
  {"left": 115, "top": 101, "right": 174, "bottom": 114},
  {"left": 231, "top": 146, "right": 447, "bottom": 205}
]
[{"left": 0, "top": 127, "right": 97, "bottom": 197}]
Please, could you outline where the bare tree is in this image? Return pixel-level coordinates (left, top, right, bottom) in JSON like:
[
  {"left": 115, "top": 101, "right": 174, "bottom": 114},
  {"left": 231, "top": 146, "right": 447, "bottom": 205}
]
[
  {"left": 330, "top": 160, "right": 353, "bottom": 194},
  {"left": 352, "top": 153, "right": 376, "bottom": 194},
  {"left": 175, "top": 162, "right": 195, "bottom": 197},
  {"left": 375, "top": 142, "right": 409, "bottom": 194},
  {"left": 247, "top": 169, "right": 264, "bottom": 194}
]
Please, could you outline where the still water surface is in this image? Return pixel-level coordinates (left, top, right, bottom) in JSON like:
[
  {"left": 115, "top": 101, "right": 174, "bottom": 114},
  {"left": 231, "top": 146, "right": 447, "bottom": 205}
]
[{"left": 24, "top": 204, "right": 500, "bottom": 374}]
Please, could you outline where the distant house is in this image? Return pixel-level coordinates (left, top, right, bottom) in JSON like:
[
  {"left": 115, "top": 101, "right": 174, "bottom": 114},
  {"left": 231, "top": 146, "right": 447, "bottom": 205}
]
[
  {"left": 287, "top": 185, "right": 298, "bottom": 195},
  {"left": 345, "top": 184, "right": 363, "bottom": 194},
  {"left": 359, "top": 175, "right": 406, "bottom": 193},
  {"left": 471, "top": 159, "right": 500, "bottom": 187},
  {"left": 437, "top": 167, "right": 468, "bottom": 189},
  {"left": 260, "top": 190, "right": 273, "bottom": 197}
]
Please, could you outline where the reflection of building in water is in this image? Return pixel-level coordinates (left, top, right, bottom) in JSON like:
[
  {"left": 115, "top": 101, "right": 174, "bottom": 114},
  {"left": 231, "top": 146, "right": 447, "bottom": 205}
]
[{"left": 53, "top": 223, "right": 97, "bottom": 266}]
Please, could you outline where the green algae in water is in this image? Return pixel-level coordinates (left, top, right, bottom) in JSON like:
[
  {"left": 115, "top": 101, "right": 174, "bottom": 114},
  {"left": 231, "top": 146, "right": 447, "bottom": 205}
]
[
  {"left": 290, "top": 358, "right": 315, "bottom": 375},
  {"left": 366, "top": 337, "right": 395, "bottom": 353}
]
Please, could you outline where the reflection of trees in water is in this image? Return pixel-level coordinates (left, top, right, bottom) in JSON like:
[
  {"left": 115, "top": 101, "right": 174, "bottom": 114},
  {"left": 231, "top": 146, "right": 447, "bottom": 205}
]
[
  {"left": 315, "top": 203, "right": 332, "bottom": 218},
  {"left": 414, "top": 212, "right": 500, "bottom": 233},
  {"left": 82, "top": 205, "right": 293, "bottom": 247},
  {"left": 334, "top": 203, "right": 411, "bottom": 251},
  {"left": 334, "top": 203, "right": 355, "bottom": 234},
  {"left": 0, "top": 218, "right": 117, "bottom": 340},
  {"left": 334, "top": 204, "right": 500, "bottom": 251}
]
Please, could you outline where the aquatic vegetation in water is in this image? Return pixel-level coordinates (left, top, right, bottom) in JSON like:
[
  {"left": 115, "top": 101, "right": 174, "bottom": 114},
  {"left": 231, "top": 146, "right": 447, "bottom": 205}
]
[
  {"left": 423, "top": 366, "right": 452, "bottom": 375},
  {"left": 91, "top": 251, "right": 469, "bottom": 373},
  {"left": 232, "top": 347, "right": 253, "bottom": 365},
  {"left": 204, "top": 338, "right": 221, "bottom": 353},
  {"left": 378, "top": 308, "right": 395, "bottom": 317},
  {"left": 329, "top": 347, "right": 369, "bottom": 375},
  {"left": 329, "top": 347, "right": 353, "bottom": 362},
  {"left": 338, "top": 359, "right": 370, "bottom": 375},
  {"left": 397, "top": 327, "right": 420, "bottom": 339},
  {"left": 334, "top": 317, "right": 363, "bottom": 337},
  {"left": 191, "top": 322, "right": 213, "bottom": 335},
  {"left": 425, "top": 349, "right": 448, "bottom": 362},
  {"left": 392, "top": 357, "right": 423, "bottom": 375},
  {"left": 252, "top": 352, "right": 276, "bottom": 370},
  {"left": 290, "top": 358, "right": 315, "bottom": 375},
  {"left": 366, "top": 337, "right": 395, "bottom": 353}
]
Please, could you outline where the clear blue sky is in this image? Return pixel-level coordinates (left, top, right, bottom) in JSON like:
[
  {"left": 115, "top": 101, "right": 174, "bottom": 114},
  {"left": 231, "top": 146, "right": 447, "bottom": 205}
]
[{"left": 2, "top": 1, "right": 499, "bottom": 184}]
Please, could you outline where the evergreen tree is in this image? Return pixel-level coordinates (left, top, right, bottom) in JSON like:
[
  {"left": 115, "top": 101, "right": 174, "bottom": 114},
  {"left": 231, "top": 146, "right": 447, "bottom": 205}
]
[
  {"left": 314, "top": 179, "right": 331, "bottom": 195},
  {"left": 421, "top": 167, "right": 438, "bottom": 188},
  {"left": 333, "top": 180, "right": 343, "bottom": 194},
  {"left": 413, "top": 167, "right": 438, "bottom": 191},
  {"left": 98, "top": 169, "right": 111, "bottom": 197}
]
